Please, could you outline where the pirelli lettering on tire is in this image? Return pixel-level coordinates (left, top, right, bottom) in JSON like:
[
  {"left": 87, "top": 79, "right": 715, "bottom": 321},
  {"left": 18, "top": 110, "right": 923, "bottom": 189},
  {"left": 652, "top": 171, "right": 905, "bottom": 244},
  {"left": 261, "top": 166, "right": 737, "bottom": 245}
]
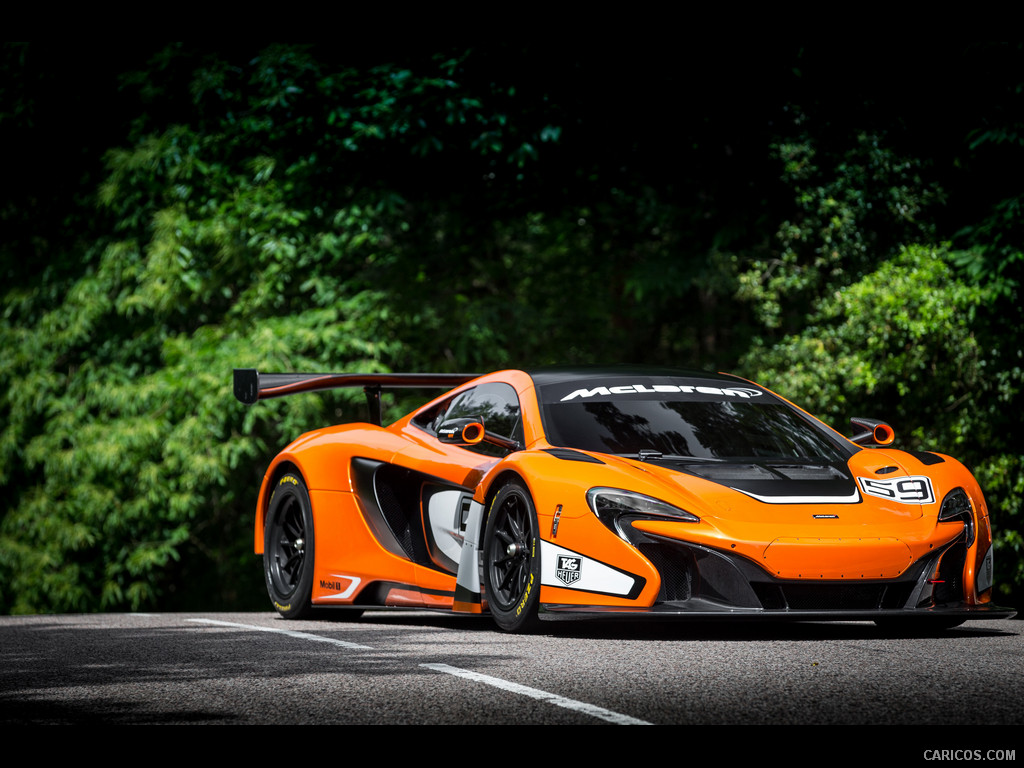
[{"left": 516, "top": 573, "right": 534, "bottom": 617}]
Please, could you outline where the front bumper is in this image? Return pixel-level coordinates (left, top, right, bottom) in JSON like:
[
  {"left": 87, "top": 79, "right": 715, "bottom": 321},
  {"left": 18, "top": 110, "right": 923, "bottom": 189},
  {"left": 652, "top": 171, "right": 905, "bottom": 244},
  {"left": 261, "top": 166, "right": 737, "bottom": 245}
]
[{"left": 540, "top": 533, "right": 1016, "bottom": 622}]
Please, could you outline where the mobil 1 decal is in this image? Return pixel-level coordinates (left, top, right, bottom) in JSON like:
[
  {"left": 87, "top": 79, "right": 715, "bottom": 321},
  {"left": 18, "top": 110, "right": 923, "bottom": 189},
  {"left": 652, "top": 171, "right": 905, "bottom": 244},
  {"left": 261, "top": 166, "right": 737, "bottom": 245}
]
[{"left": 857, "top": 475, "right": 936, "bottom": 504}]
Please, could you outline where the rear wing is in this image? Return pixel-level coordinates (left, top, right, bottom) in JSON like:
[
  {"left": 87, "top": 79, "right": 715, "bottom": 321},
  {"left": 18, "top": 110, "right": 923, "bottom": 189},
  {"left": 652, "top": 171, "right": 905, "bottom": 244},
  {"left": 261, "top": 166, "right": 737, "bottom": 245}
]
[{"left": 233, "top": 368, "right": 480, "bottom": 425}]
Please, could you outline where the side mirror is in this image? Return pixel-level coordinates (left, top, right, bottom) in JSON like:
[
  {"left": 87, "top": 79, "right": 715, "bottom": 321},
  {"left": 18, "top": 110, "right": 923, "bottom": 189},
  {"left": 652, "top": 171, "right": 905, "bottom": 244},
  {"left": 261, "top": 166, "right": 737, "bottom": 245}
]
[
  {"left": 437, "top": 417, "right": 520, "bottom": 451},
  {"left": 437, "top": 418, "right": 486, "bottom": 445},
  {"left": 850, "top": 417, "right": 895, "bottom": 447}
]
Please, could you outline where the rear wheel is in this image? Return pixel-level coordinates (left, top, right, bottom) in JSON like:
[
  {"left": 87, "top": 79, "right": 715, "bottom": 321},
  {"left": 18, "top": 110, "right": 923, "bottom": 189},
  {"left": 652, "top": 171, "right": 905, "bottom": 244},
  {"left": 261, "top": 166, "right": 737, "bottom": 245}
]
[
  {"left": 483, "top": 480, "right": 542, "bottom": 633},
  {"left": 264, "top": 472, "right": 316, "bottom": 619}
]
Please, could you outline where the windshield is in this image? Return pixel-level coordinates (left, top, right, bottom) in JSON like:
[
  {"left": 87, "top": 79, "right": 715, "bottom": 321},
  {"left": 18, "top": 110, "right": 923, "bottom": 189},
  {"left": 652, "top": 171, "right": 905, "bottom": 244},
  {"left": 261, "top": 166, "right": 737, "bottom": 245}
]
[{"left": 536, "top": 375, "right": 853, "bottom": 463}]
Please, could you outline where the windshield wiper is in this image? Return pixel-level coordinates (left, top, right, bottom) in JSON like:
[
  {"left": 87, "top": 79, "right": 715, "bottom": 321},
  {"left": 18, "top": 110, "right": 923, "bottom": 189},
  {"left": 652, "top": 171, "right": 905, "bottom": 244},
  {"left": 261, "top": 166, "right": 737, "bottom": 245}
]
[{"left": 619, "top": 451, "right": 724, "bottom": 463}]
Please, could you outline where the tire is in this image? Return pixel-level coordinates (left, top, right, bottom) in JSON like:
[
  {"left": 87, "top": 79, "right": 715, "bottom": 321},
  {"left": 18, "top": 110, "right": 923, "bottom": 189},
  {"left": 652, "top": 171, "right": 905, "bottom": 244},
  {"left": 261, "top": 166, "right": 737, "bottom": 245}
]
[
  {"left": 264, "top": 472, "right": 317, "bottom": 619},
  {"left": 482, "top": 480, "right": 542, "bottom": 633}
]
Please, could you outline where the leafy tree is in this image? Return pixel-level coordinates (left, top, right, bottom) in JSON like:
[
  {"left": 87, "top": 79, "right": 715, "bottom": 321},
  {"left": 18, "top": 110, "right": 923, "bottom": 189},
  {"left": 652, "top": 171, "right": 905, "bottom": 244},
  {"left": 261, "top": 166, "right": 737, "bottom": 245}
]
[
  {"left": 736, "top": 127, "right": 944, "bottom": 337},
  {"left": 0, "top": 43, "right": 563, "bottom": 612}
]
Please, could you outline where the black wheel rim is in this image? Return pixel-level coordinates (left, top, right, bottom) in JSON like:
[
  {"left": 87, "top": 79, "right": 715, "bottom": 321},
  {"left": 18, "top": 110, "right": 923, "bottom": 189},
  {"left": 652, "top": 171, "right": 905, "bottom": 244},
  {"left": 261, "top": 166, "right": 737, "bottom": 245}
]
[
  {"left": 268, "top": 494, "right": 306, "bottom": 597},
  {"left": 488, "top": 490, "right": 535, "bottom": 610}
]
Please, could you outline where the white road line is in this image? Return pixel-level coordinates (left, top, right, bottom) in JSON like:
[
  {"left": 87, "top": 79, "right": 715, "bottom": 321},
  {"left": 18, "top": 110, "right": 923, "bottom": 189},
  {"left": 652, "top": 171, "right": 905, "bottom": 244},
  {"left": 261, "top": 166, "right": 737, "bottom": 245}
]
[
  {"left": 187, "top": 618, "right": 374, "bottom": 649},
  {"left": 188, "top": 619, "right": 648, "bottom": 724},
  {"left": 421, "top": 663, "right": 652, "bottom": 725}
]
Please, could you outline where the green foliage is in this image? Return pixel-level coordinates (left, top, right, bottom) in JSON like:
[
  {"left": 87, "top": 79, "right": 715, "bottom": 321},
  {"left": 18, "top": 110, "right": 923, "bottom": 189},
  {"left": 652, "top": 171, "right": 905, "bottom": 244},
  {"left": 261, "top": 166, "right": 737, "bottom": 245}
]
[
  {"left": 740, "top": 246, "right": 984, "bottom": 419},
  {"left": 0, "top": 44, "right": 551, "bottom": 613},
  {"left": 737, "top": 129, "right": 944, "bottom": 337},
  {"left": 952, "top": 44, "right": 1024, "bottom": 298}
]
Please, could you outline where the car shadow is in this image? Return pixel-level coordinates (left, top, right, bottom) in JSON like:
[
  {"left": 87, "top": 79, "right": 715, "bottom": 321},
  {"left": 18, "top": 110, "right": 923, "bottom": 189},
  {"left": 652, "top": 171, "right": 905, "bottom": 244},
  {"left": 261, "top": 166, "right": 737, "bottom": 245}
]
[{"left": 308, "top": 608, "right": 1019, "bottom": 641}]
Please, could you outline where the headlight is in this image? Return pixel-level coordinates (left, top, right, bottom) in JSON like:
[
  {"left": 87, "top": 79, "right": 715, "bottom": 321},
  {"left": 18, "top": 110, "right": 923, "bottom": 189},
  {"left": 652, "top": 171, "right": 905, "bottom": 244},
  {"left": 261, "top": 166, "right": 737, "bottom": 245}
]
[
  {"left": 587, "top": 487, "right": 700, "bottom": 525},
  {"left": 938, "top": 487, "right": 975, "bottom": 546}
]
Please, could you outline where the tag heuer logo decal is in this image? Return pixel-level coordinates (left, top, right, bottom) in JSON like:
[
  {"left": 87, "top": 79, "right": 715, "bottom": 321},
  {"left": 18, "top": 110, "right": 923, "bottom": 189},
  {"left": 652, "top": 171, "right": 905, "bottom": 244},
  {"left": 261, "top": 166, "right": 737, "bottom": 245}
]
[{"left": 556, "top": 555, "right": 582, "bottom": 585}]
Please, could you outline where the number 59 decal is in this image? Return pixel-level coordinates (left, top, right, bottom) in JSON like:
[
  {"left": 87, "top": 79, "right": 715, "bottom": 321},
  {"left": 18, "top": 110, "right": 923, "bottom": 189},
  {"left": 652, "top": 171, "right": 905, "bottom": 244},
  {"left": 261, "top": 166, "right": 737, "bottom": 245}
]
[{"left": 857, "top": 476, "right": 936, "bottom": 504}]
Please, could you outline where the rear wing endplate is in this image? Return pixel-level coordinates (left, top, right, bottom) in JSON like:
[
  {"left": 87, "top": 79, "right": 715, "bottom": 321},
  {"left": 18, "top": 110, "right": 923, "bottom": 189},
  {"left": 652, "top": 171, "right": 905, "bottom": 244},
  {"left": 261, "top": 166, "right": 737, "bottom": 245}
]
[{"left": 233, "top": 368, "right": 480, "bottom": 426}]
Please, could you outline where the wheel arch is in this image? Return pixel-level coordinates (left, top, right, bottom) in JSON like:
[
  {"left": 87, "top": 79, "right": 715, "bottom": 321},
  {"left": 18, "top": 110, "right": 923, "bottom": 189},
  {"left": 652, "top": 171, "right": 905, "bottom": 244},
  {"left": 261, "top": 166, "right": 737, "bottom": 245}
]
[{"left": 480, "top": 467, "right": 532, "bottom": 514}]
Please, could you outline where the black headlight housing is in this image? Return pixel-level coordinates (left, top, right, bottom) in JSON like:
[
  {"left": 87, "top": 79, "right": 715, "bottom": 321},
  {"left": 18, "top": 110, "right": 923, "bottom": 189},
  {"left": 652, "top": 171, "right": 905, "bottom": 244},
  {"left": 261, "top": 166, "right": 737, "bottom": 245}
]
[
  {"left": 587, "top": 487, "right": 699, "bottom": 542},
  {"left": 938, "top": 487, "right": 975, "bottom": 547}
]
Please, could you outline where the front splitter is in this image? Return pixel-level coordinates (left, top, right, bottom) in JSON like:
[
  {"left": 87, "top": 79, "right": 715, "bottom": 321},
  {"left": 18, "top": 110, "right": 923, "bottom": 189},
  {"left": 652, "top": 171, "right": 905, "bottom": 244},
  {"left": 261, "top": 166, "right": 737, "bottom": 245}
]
[{"left": 538, "top": 599, "right": 1016, "bottom": 622}]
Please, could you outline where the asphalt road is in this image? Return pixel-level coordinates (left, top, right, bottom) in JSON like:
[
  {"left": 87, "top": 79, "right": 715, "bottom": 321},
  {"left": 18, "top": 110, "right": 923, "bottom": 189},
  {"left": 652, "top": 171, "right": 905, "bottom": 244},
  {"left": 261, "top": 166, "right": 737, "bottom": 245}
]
[{"left": 1, "top": 611, "right": 1021, "bottom": 745}]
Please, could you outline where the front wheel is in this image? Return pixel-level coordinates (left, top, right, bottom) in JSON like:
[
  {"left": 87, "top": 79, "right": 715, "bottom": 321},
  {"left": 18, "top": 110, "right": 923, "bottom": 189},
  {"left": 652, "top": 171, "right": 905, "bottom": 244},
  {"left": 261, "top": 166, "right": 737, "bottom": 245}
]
[
  {"left": 264, "top": 472, "right": 316, "bottom": 619},
  {"left": 482, "top": 480, "right": 542, "bottom": 633}
]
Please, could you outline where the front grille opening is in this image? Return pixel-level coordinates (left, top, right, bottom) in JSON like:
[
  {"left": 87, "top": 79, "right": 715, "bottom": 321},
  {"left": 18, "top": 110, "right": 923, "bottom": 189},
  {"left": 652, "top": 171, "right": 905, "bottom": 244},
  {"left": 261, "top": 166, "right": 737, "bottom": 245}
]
[
  {"left": 925, "top": 540, "right": 967, "bottom": 606},
  {"left": 637, "top": 542, "right": 693, "bottom": 601},
  {"left": 752, "top": 581, "right": 914, "bottom": 610},
  {"left": 638, "top": 535, "right": 921, "bottom": 612}
]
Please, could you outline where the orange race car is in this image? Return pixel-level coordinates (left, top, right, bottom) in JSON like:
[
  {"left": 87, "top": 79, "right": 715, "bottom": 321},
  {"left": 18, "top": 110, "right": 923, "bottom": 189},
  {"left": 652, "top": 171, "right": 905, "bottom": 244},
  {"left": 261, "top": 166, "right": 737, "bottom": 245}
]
[{"left": 233, "top": 366, "right": 1015, "bottom": 632}]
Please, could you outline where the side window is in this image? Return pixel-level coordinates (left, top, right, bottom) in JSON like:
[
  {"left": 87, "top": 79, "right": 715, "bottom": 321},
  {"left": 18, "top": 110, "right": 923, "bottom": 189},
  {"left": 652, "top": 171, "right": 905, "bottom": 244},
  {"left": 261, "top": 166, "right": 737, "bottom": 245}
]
[{"left": 434, "top": 383, "right": 523, "bottom": 456}]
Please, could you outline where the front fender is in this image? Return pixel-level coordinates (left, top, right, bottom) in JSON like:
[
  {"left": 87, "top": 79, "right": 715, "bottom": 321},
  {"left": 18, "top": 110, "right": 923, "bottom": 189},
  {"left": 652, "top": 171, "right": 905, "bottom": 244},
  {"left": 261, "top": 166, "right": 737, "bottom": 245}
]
[{"left": 454, "top": 450, "right": 665, "bottom": 612}]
